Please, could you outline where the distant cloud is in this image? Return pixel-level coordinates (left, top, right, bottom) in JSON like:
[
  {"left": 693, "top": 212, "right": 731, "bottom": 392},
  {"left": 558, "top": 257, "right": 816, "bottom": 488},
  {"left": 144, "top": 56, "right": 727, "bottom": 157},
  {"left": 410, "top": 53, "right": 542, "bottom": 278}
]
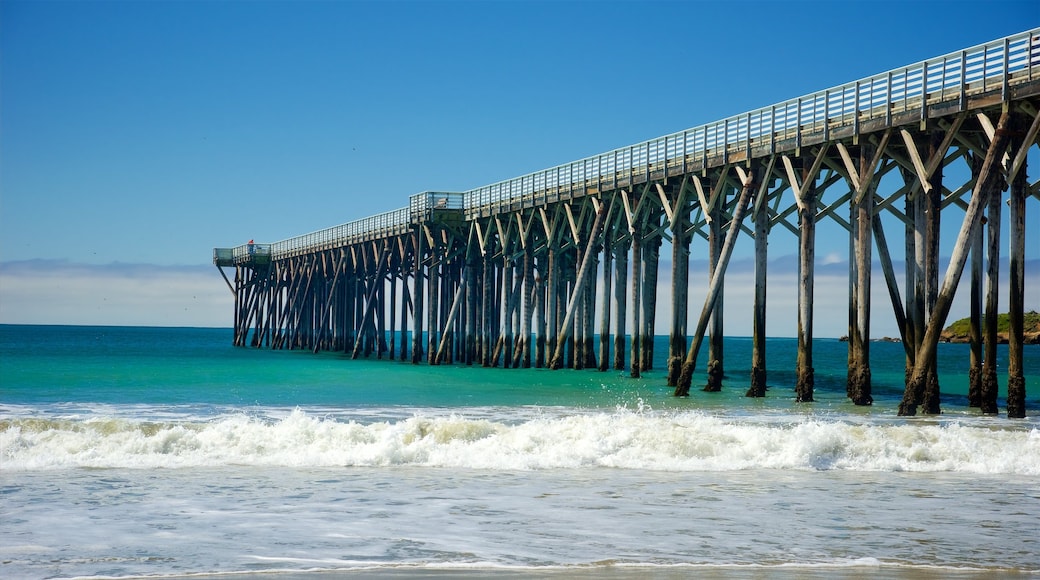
[
  {"left": 638, "top": 254, "right": 1040, "bottom": 339},
  {"left": 0, "top": 260, "right": 231, "bottom": 327},
  {"left": 2, "top": 256, "right": 1036, "bottom": 336},
  {"left": 821, "top": 252, "right": 844, "bottom": 265}
]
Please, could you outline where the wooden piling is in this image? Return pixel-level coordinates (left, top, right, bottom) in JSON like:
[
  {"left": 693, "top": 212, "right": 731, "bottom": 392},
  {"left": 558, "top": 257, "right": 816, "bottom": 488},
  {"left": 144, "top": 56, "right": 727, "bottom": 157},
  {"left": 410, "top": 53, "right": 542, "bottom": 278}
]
[
  {"left": 535, "top": 255, "right": 546, "bottom": 368},
  {"left": 899, "top": 112, "right": 1010, "bottom": 416},
  {"left": 795, "top": 162, "right": 818, "bottom": 403},
  {"left": 667, "top": 207, "right": 690, "bottom": 387},
  {"left": 705, "top": 189, "right": 725, "bottom": 393},
  {"left": 549, "top": 204, "right": 606, "bottom": 370},
  {"left": 1007, "top": 121, "right": 1028, "bottom": 419},
  {"left": 411, "top": 228, "right": 425, "bottom": 364},
  {"left": 981, "top": 170, "right": 1002, "bottom": 415},
  {"left": 546, "top": 246, "right": 560, "bottom": 368},
  {"left": 676, "top": 169, "right": 756, "bottom": 396},
  {"left": 466, "top": 251, "right": 479, "bottom": 366},
  {"left": 614, "top": 239, "right": 629, "bottom": 371},
  {"left": 748, "top": 178, "right": 769, "bottom": 397},
  {"left": 630, "top": 229, "right": 642, "bottom": 378},
  {"left": 582, "top": 246, "right": 599, "bottom": 370},
  {"left": 400, "top": 268, "right": 410, "bottom": 361},
  {"left": 848, "top": 143, "right": 876, "bottom": 406},
  {"left": 920, "top": 131, "right": 944, "bottom": 415},
  {"left": 641, "top": 230, "right": 661, "bottom": 372},
  {"left": 598, "top": 221, "right": 614, "bottom": 372}
]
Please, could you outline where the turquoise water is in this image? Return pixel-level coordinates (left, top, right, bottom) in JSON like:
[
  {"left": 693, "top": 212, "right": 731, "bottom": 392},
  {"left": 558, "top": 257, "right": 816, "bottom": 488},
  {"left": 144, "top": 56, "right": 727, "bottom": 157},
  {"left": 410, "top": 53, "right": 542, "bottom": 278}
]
[
  {"left": 1, "top": 325, "right": 1033, "bottom": 410},
  {"left": 1, "top": 325, "right": 1038, "bottom": 578}
]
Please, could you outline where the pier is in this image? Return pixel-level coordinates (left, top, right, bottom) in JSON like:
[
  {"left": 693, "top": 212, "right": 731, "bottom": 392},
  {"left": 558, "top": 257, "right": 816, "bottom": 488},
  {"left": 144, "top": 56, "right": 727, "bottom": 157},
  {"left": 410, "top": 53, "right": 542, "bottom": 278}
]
[{"left": 216, "top": 30, "right": 1040, "bottom": 417}]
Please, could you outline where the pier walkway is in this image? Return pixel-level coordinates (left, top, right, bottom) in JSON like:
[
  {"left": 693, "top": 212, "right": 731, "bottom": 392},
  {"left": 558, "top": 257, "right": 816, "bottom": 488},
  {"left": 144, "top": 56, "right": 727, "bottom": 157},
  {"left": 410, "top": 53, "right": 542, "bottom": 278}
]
[{"left": 215, "top": 29, "right": 1040, "bottom": 417}]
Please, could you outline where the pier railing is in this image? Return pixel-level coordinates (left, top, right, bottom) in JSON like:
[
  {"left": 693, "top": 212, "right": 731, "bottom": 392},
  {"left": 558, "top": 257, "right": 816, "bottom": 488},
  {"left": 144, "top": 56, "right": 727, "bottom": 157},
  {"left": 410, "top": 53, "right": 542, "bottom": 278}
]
[
  {"left": 264, "top": 207, "right": 412, "bottom": 261},
  {"left": 462, "top": 29, "right": 1039, "bottom": 218},
  {"left": 409, "top": 191, "right": 465, "bottom": 222},
  {"left": 215, "top": 28, "right": 1039, "bottom": 265}
]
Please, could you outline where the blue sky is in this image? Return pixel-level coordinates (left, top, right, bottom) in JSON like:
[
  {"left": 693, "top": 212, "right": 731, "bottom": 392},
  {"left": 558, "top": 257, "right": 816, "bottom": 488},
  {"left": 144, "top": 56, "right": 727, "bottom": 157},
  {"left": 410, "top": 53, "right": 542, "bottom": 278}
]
[{"left": 1, "top": 0, "right": 1038, "bottom": 333}]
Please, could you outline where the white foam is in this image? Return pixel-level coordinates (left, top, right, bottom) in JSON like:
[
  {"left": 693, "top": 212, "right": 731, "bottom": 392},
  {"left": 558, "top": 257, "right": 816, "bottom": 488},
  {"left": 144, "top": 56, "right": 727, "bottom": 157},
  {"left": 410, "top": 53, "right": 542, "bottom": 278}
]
[{"left": 2, "top": 409, "right": 1038, "bottom": 474}]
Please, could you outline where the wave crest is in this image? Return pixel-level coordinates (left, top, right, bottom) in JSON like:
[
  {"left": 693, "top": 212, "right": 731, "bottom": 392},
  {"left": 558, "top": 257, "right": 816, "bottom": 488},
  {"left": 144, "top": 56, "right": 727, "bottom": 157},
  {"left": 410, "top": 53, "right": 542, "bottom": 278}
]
[{"left": 2, "top": 410, "right": 1037, "bottom": 474}]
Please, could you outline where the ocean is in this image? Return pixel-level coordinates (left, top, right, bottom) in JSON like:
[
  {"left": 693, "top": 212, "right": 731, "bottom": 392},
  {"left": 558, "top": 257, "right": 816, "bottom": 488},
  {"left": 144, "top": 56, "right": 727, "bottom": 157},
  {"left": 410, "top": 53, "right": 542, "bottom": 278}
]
[{"left": 1, "top": 324, "right": 1038, "bottom": 579}]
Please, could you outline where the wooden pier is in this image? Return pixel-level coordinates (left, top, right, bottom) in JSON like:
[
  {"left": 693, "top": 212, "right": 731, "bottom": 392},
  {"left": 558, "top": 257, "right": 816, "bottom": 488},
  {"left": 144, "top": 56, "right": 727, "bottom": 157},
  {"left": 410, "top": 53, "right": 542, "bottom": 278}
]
[{"left": 216, "top": 30, "right": 1040, "bottom": 417}]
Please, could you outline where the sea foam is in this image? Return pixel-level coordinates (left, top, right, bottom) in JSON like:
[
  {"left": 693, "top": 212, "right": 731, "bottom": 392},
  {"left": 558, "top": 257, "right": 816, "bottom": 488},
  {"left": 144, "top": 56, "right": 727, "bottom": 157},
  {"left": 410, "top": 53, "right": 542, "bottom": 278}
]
[{"left": 2, "top": 409, "right": 1037, "bottom": 474}]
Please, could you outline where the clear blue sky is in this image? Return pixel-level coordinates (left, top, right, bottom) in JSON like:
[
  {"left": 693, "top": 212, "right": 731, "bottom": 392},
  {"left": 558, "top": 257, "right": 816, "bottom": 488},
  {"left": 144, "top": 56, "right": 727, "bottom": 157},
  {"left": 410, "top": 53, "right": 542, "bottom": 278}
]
[{"left": 1, "top": 0, "right": 1038, "bottom": 330}]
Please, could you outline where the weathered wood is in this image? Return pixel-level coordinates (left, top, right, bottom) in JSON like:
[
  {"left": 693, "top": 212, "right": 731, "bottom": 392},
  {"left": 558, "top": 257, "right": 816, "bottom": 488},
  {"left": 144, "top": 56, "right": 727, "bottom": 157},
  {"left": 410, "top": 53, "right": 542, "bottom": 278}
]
[
  {"left": 583, "top": 247, "right": 599, "bottom": 370},
  {"left": 598, "top": 223, "right": 613, "bottom": 372},
  {"left": 667, "top": 206, "right": 690, "bottom": 387},
  {"left": 1007, "top": 121, "right": 1027, "bottom": 419},
  {"left": 848, "top": 143, "right": 875, "bottom": 406},
  {"left": 968, "top": 207, "right": 983, "bottom": 408},
  {"left": 546, "top": 246, "right": 559, "bottom": 367},
  {"left": 641, "top": 230, "right": 661, "bottom": 372},
  {"left": 434, "top": 267, "right": 468, "bottom": 365},
  {"left": 899, "top": 112, "right": 1011, "bottom": 416},
  {"left": 482, "top": 252, "right": 494, "bottom": 367},
  {"left": 705, "top": 187, "right": 725, "bottom": 393},
  {"left": 795, "top": 165, "right": 817, "bottom": 403},
  {"left": 388, "top": 266, "right": 397, "bottom": 359},
  {"left": 466, "top": 252, "right": 480, "bottom": 366},
  {"left": 920, "top": 131, "right": 944, "bottom": 415},
  {"left": 550, "top": 204, "right": 606, "bottom": 370},
  {"left": 375, "top": 264, "right": 386, "bottom": 359},
  {"left": 535, "top": 254, "right": 546, "bottom": 368},
  {"left": 411, "top": 228, "right": 425, "bottom": 364},
  {"left": 613, "top": 240, "right": 629, "bottom": 371},
  {"left": 400, "top": 269, "right": 410, "bottom": 361},
  {"left": 871, "top": 209, "right": 910, "bottom": 358},
  {"left": 518, "top": 247, "right": 535, "bottom": 368},
  {"left": 676, "top": 170, "right": 756, "bottom": 396},
  {"left": 630, "top": 228, "right": 642, "bottom": 378},
  {"left": 427, "top": 255, "right": 440, "bottom": 365},
  {"left": 748, "top": 177, "right": 769, "bottom": 398},
  {"left": 904, "top": 182, "right": 918, "bottom": 381},
  {"left": 500, "top": 258, "right": 514, "bottom": 368},
  {"left": 981, "top": 166, "right": 1002, "bottom": 415},
  {"left": 574, "top": 234, "right": 588, "bottom": 371}
]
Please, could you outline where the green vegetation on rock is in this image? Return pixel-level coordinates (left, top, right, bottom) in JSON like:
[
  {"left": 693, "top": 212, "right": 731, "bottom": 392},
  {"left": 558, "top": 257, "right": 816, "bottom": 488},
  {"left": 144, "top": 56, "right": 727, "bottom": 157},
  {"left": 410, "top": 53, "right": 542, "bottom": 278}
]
[{"left": 941, "top": 311, "right": 1040, "bottom": 344}]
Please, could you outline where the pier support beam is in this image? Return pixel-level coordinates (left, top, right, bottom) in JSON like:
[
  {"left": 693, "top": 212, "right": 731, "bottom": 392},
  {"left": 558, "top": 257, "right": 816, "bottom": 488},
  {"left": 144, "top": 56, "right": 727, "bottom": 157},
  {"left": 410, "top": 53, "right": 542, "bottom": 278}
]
[
  {"left": 676, "top": 168, "right": 756, "bottom": 396},
  {"left": 787, "top": 151, "right": 825, "bottom": 403},
  {"left": 899, "top": 112, "right": 1011, "bottom": 416},
  {"left": 847, "top": 141, "right": 885, "bottom": 406},
  {"left": 465, "top": 249, "right": 480, "bottom": 366},
  {"left": 614, "top": 238, "right": 629, "bottom": 371},
  {"left": 598, "top": 218, "right": 614, "bottom": 372},
  {"left": 667, "top": 204, "right": 690, "bottom": 387},
  {"left": 630, "top": 226, "right": 642, "bottom": 378},
  {"left": 641, "top": 225, "right": 661, "bottom": 372},
  {"left": 1006, "top": 112, "right": 1032, "bottom": 419},
  {"left": 520, "top": 245, "right": 535, "bottom": 368},
  {"left": 981, "top": 168, "right": 1002, "bottom": 415},
  {"left": 705, "top": 191, "right": 725, "bottom": 392},
  {"left": 550, "top": 204, "right": 606, "bottom": 370},
  {"left": 411, "top": 229, "right": 425, "bottom": 364},
  {"left": 535, "top": 254, "right": 546, "bottom": 368},
  {"left": 968, "top": 215, "right": 984, "bottom": 407},
  {"left": 747, "top": 178, "right": 770, "bottom": 397},
  {"left": 922, "top": 132, "right": 944, "bottom": 415}
]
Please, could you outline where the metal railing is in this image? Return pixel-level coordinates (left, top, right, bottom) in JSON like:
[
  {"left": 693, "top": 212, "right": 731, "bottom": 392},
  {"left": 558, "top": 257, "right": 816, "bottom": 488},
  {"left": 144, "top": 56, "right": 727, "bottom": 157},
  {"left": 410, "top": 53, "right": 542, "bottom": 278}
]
[
  {"left": 216, "top": 28, "right": 1039, "bottom": 263},
  {"left": 265, "top": 207, "right": 412, "bottom": 260},
  {"left": 409, "top": 191, "right": 465, "bottom": 221},
  {"left": 462, "top": 28, "right": 1039, "bottom": 218}
]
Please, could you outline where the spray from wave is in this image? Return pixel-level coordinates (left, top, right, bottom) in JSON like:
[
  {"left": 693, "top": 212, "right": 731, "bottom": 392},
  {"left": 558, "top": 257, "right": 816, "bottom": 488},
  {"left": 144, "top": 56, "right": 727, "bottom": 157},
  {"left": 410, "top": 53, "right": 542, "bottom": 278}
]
[{"left": 2, "top": 408, "right": 1037, "bottom": 474}]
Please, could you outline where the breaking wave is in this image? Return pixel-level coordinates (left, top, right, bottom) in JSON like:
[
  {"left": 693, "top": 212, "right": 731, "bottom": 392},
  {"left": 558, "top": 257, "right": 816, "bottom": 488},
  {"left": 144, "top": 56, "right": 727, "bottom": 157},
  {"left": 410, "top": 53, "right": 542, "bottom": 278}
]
[{"left": 2, "top": 408, "right": 1037, "bottom": 474}]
